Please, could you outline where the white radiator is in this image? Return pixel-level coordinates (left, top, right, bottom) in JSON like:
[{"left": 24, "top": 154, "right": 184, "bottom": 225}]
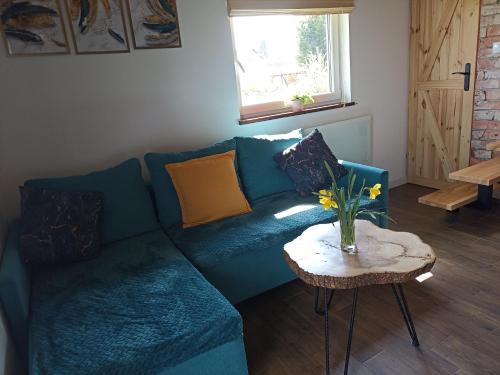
[{"left": 304, "top": 116, "right": 372, "bottom": 165}]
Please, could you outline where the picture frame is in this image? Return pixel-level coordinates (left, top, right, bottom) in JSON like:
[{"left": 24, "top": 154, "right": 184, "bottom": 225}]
[
  {"left": 126, "top": 0, "right": 181, "bottom": 50},
  {"left": 0, "top": 0, "right": 70, "bottom": 56},
  {"left": 65, "top": 0, "right": 130, "bottom": 54}
]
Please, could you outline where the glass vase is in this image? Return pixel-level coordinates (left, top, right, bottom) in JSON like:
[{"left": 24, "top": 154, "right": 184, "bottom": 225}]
[{"left": 339, "top": 218, "right": 357, "bottom": 254}]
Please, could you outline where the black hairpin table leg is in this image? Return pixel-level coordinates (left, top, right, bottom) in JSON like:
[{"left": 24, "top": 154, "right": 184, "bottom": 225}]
[
  {"left": 314, "top": 287, "right": 336, "bottom": 375},
  {"left": 315, "top": 287, "right": 335, "bottom": 316},
  {"left": 315, "top": 287, "right": 359, "bottom": 375},
  {"left": 392, "top": 284, "right": 420, "bottom": 346},
  {"left": 323, "top": 288, "right": 331, "bottom": 375},
  {"left": 315, "top": 285, "right": 419, "bottom": 375},
  {"left": 344, "top": 288, "right": 359, "bottom": 375}
]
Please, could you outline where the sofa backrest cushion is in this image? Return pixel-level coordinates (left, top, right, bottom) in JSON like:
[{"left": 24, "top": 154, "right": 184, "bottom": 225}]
[
  {"left": 145, "top": 139, "right": 236, "bottom": 230},
  {"left": 235, "top": 130, "right": 302, "bottom": 201},
  {"left": 25, "top": 158, "right": 158, "bottom": 244}
]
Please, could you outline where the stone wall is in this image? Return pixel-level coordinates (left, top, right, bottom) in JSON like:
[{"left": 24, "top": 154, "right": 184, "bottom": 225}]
[{"left": 472, "top": 0, "right": 500, "bottom": 164}]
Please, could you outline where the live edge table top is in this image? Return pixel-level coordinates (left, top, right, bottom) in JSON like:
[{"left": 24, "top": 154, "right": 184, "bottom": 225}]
[{"left": 283, "top": 220, "right": 436, "bottom": 290}]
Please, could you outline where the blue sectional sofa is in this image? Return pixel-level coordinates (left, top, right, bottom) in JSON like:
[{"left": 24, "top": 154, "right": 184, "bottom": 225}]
[{"left": 0, "top": 134, "right": 388, "bottom": 374}]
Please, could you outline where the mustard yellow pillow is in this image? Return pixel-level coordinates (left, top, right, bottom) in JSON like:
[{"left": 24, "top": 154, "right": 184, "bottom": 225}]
[{"left": 165, "top": 150, "right": 252, "bottom": 228}]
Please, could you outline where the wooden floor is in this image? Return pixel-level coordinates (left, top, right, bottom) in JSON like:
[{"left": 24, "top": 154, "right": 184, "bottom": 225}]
[{"left": 237, "top": 184, "right": 500, "bottom": 375}]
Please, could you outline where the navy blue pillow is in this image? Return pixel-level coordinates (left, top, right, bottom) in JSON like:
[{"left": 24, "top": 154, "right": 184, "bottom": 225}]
[
  {"left": 274, "top": 129, "right": 348, "bottom": 196},
  {"left": 25, "top": 159, "right": 159, "bottom": 244},
  {"left": 19, "top": 187, "right": 104, "bottom": 266}
]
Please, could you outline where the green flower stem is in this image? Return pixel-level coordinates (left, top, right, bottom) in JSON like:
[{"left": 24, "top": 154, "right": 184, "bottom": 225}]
[
  {"left": 339, "top": 217, "right": 356, "bottom": 250},
  {"left": 321, "top": 161, "right": 391, "bottom": 252}
]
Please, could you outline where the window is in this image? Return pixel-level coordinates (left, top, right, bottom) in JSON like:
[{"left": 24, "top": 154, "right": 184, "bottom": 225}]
[{"left": 230, "top": 7, "right": 352, "bottom": 121}]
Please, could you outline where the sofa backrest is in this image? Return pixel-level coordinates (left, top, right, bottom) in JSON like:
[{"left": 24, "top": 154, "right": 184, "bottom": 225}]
[{"left": 144, "top": 132, "right": 304, "bottom": 229}]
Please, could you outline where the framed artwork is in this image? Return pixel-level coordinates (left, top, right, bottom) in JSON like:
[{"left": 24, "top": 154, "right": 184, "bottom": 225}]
[
  {"left": 66, "top": 0, "right": 129, "bottom": 54},
  {"left": 126, "top": 0, "right": 181, "bottom": 49},
  {"left": 0, "top": 0, "right": 70, "bottom": 56}
]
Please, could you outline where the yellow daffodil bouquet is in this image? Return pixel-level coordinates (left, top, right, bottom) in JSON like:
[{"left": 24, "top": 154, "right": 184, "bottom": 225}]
[{"left": 315, "top": 162, "right": 390, "bottom": 254}]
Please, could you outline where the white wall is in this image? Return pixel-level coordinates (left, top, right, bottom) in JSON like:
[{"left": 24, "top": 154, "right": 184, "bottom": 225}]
[{"left": 0, "top": 0, "right": 409, "bottom": 220}]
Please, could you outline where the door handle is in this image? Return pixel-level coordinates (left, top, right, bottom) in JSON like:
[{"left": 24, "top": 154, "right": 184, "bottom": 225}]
[{"left": 452, "top": 63, "right": 471, "bottom": 91}]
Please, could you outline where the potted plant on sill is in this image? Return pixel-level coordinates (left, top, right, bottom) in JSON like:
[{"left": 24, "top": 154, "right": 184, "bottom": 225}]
[{"left": 290, "top": 94, "right": 315, "bottom": 112}]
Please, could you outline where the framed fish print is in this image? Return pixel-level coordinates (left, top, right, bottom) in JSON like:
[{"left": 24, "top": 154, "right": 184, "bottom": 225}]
[
  {"left": 126, "top": 0, "right": 181, "bottom": 49},
  {"left": 66, "top": 0, "right": 129, "bottom": 54},
  {"left": 0, "top": 0, "right": 70, "bottom": 56}
]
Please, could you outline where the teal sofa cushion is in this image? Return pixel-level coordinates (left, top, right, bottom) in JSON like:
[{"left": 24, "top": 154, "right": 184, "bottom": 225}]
[
  {"left": 235, "top": 131, "right": 302, "bottom": 201},
  {"left": 159, "top": 338, "right": 248, "bottom": 375},
  {"left": 25, "top": 159, "right": 158, "bottom": 245},
  {"left": 145, "top": 139, "right": 236, "bottom": 230},
  {"left": 29, "top": 230, "right": 243, "bottom": 374},
  {"left": 168, "top": 191, "right": 383, "bottom": 303}
]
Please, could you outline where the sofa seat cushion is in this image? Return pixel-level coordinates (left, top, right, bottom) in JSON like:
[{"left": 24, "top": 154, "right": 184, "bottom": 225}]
[
  {"left": 167, "top": 191, "right": 382, "bottom": 303},
  {"left": 29, "top": 230, "right": 243, "bottom": 375}
]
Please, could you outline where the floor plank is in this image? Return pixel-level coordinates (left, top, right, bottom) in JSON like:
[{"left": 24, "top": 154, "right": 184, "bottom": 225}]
[{"left": 238, "top": 184, "right": 500, "bottom": 375}]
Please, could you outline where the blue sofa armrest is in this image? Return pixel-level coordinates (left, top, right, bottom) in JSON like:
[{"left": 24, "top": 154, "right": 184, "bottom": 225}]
[
  {"left": 0, "top": 222, "right": 30, "bottom": 362},
  {"left": 339, "top": 161, "right": 389, "bottom": 228}
]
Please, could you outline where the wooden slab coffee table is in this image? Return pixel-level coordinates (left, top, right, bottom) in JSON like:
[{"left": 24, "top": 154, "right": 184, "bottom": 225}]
[{"left": 284, "top": 220, "right": 436, "bottom": 375}]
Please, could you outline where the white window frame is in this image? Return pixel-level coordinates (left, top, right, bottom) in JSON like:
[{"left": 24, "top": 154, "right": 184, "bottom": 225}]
[{"left": 231, "top": 14, "right": 351, "bottom": 120}]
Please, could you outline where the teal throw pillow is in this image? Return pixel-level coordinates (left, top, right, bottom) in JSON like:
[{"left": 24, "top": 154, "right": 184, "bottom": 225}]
[{"left": 235, "top": 130, "right": 302, "bottom": 201}]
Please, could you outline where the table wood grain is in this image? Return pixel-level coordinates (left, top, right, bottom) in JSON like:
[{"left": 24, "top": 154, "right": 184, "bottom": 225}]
[{"left": 284, "top": 220, "right": 436, "bottom": 289}]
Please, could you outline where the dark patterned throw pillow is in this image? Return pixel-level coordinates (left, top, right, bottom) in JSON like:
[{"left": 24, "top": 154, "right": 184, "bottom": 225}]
[
  {"left": 274, "top": 129, "right": 348, "bottom": 196},
  {"left": 19, "top": 186, "right": 104, "bottom": 266}
]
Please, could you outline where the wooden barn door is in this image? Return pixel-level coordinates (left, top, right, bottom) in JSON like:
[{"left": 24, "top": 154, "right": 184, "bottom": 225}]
[{"left": 408, "top": 0, "right": 480, "bottom": 189}]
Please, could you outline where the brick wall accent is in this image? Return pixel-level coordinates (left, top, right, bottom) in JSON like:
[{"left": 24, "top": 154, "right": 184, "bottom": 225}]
[{"left": 473, "top": 0, "right": 500, "bottom": 164}]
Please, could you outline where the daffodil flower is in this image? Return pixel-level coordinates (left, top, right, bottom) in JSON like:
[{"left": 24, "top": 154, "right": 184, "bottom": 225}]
[
  {"left": 369, "top": 184, "right": 382, "bottom": 200},
  {"left": 319, "top": 189, "right": 332, "bottom": 197},
  {"left": 319, "top": 190, "right": 338, "bottom": 210}
]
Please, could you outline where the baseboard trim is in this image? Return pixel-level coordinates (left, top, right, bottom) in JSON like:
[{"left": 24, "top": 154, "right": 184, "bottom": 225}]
[{"left": 389, "top": 177, "right": 407, "bottom": 189}]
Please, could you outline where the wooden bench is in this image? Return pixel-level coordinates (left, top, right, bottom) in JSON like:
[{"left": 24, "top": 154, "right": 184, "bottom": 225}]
[
  {"left": 419, "top": 157, "right": 500, "bottom": 211},
  {"left": 449, "top": 157, "right": 500, "bottom": 186},
  {"left": 418, "top": 182, "right": 477, "bottom": 211}
]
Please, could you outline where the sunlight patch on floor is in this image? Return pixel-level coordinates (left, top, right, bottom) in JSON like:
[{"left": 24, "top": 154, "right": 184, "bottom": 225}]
[{"left": 416, "top": 272, "right": 433, "bottom": 283}]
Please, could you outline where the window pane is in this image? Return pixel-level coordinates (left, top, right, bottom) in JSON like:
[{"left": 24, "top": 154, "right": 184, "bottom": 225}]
[{"left": 232, "top": 15, "right": 331, "bottom": 107}]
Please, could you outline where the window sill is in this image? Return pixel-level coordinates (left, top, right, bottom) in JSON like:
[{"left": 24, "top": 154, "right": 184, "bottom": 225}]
[{"left": 239, "top": 102, "right": 356, "bottom": 125}]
